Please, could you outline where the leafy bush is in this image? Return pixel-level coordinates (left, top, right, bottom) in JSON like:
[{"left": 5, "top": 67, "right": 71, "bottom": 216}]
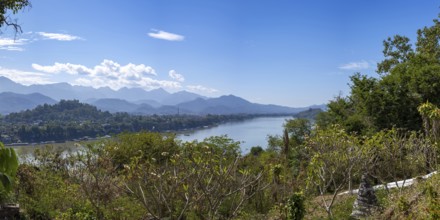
[{"left": 287, "top": 192, "right": 305, "bottom": 220}]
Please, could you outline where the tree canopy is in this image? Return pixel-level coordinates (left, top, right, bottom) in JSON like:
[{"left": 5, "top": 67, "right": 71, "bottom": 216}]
[{"left": 317, "top": 15, "right": 440, "bottom": 134}]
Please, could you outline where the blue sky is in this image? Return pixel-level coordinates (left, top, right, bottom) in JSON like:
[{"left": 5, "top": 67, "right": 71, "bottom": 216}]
[{"left": 0, "top": 0, "right": 438, "bottom": 107}]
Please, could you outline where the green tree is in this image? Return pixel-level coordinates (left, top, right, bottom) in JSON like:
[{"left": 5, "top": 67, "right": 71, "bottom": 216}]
[
  {"left": 305, "top": 125, "right": 362, "bottom": 218},
  {"left": 319, "top": 15, "right": 440, "bottom": 133},
  {"left": 284, "top": 118, "right": 311, "bottom": 148},
  {"left": 418, "top": 101, "right": 440, "bottom": 139},
  {"left": 363, "top": 129, "right": 434, "bottom": 192},
  {"left": 287, "top": 192, "right": 305, "bottom": 220},
  {"left": 0, "top": 0, "right": 30, "bottom": 33},
  {"left": 377, "top": 35, "right": 414, "bottom": 74},
  {"left": 283, "top": 118, "right": 311, "bottom": 178},
  {"left": 122, "top": 135, "right": 267, "bottom": 219}
]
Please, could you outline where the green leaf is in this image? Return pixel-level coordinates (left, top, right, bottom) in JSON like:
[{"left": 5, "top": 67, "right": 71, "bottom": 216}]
[
  {"left": 0, "top": 173, "right": 12, "bottom": 191},
  {"left": 0, "top": 143, "right": 19, "bottom": 192}
]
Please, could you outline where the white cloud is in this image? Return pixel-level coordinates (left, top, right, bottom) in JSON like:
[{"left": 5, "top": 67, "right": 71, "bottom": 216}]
[
  {"left": 187, "top": 85, "right": 218, "bottom": 93},
  {"left": 33, "top": 60, "right": 156, "bottom": 77},
  {"left": 28, "top": 60, "right": 218, "bottom": 93},
  {"left": 73, "top": 76, "right": 181, "bottom": 91},
  {"left": 32, "top": 63, "right": 92, "bottom": 75},
  {"left": 37, "top": 32, "right": 82, "bottom": 41},
  {"left": 0, "top": 32, "right": 82, "bottom": 51},
  {"left": 0, "top": 66, "right": 53, "bottom": 85},
  {"left": 32, "top": 60, "right": 181, "bottom": 90},
  {"left": 148, "top": 29, "right": 184, "bottom": 41},
  {"left": 339, "top": 60, "right": 370, "bottom": 70},
  {"left": 0, "top": 37, "right": 28, "bottom": 51},
  {"left": 168, "top": 70, "right": 185, "bottom": 82}
]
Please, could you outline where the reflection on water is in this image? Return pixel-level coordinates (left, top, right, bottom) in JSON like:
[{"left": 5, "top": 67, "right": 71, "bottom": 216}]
[{"left": 177, "top": 116, "right": 292, "bottom": 153}]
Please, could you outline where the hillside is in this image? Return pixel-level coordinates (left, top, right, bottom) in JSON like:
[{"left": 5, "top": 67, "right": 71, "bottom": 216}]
[
  {"left": 0, "top": 92, "right": 56, "bottom": 115},
  {"left": 177, "top": 95, "right": 305, "bottom": 115},
  {"left": 91, "top": 98, "right": 140, "bottom": 113},
  {"left": 4, "top": 100, "right": 112, "bottom": 123}
]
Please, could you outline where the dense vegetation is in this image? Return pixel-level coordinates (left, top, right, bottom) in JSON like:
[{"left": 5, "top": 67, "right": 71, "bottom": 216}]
[
  {"left": 317, "top": 16, "right": 440, "bottom": 135},
  {"left": 1, "top": 4, "right": 440, "bottom": 220},
  {"left": 0, "top": 100, "right": 294, "bottom": 144},
  {"left": 3, "top": 111, "right": 437, "bottom": 219}
]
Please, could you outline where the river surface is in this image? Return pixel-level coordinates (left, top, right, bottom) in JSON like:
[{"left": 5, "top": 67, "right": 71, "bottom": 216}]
[
  {"left": 177, "top": 116, "right": 293, "bottom": 153},
  {"left": 12, "top": 116, "right": 293, "bottom": 158}
]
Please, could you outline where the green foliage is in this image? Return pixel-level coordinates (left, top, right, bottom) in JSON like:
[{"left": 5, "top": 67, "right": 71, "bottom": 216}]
[
  {"left": 305, "top": 125, "right": 362, "bottom": 217},
  {"left": 266, "top": 134, "right": 283, "bottom": 152},
  {"left": 397, "top": 196, "right": 410, "bottom": 213},
  {"left": 284, "top": 118, "right": 311, "bottom": 147},
  {"left": 107, "top": 131, "right": 179, "bottom": 167},
  {"left": 287, "top": 192, "right": 305, "bottom": 220},
  {"left": 17, "top": 163, "right": 90, "bottom": 219},
  {"left": 316, "top": 94, "right": 371, "bottom": 135},
  {"left": 0, "top": 0, "right": 30, "bottom": 32},
  {"left": 293, "top": 108, "right": 322, "bottom": 121},
  {"left": 424, "top": 183, "right": 440, "bottom": 220},
  {"left": 318, "top": 15, "right": 440, "bottom": 134},
  {"left": 250, "top": 146, "right": 264, "bottom": 156},
  {"left": 330, "top": 195, "right": 357, "bottom": 220},
  {"left": 364, "top": 129, "right": 435, "bottom": 185},
  {"left": 377, "top": 35, "right": 414, "bottom": 74},
  {"left": 418, "top": 101, "right": 440, "bottom": 140},
  {"left": 0, "top": 0, "right": 29, "bottom": 14},
  {"left": 0, "top": 142, "right": 18, "bottom": 195}
]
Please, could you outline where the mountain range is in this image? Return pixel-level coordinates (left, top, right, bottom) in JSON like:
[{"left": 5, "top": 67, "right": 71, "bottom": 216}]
[{"left": 0, "top": 76, "right": 325, "bottom": 115}]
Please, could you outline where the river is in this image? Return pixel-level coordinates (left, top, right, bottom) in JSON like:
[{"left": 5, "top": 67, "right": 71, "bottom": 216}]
[
  {"left": 12, "top": 116, "right": 293, "bottom": 157},
  {"left": 177, "top": 116, "right": 293, "bottom": 153}
]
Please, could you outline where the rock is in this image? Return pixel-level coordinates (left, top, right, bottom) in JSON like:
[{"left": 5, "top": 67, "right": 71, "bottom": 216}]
[{"left": 351, "top": 174, "right": 378, "bottom": 219}]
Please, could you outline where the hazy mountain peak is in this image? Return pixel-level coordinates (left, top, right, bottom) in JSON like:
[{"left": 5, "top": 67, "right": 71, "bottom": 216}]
[
  {"left": 118, "top": 87, "right": 145, "bottom": 92},
  {"left": 0, "top": 76, "right": 14, "bottom": 82},
  {"left": 149, "top": 87, "right": 170, "bottom": 94},
  {"left": 0, "top": 92, "right": 56, "bottom": 115},
  {"left": 216, "top": 95, "right": 250, "bottom": 103}
]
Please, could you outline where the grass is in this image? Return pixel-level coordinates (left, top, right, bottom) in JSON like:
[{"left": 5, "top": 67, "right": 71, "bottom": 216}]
[{"left": 301, "top": 172, "right": 440, "bottom": 219}]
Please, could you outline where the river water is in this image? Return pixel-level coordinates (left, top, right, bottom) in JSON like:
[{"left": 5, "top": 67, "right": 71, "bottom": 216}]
[
  {"left": 12, "top": 116, "right": 293, "bottom": 158},
  {"left": 177, "top": 116, "right": 293, "bottom": 153}
]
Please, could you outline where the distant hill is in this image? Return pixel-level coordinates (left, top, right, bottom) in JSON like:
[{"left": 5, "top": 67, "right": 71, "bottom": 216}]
[
  {"left": 0, "top": 92, "right": 56, "bottom": 115},
  {"left": 177, "top": 95, "right": 306, "bottom": 115},
  {"left": 91, "top": 98, "right": 139, "bottom": 113},
  {"left": 55, "top": 95, "right": 313, "bottom": 115},
  {"left": 161, "top": 90, "right": 204, "bottom": 105},
  {"left": 134, "top": 99, "right": 162, "bottom": 108},
  {"left": 0, "top": 76, "right": 326, "bottom": 115}
]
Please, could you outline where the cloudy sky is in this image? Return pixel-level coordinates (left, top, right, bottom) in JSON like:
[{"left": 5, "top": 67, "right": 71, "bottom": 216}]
[{"left": 0, "top": 0, "right": 438, "bottom": 107}]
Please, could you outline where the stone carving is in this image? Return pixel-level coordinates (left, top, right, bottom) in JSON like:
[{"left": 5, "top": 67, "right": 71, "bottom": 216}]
[{"left": 351, "top": 174, "right": 378, "bottom": 219}]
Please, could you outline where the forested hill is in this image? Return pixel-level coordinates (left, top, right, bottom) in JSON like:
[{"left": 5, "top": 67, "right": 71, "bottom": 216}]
[
  {"left": 0, "top": 100, "right": 308, "bottom": 144},
  {"left": 4, "top": 100, "right": 112, "bottom": 123}
]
